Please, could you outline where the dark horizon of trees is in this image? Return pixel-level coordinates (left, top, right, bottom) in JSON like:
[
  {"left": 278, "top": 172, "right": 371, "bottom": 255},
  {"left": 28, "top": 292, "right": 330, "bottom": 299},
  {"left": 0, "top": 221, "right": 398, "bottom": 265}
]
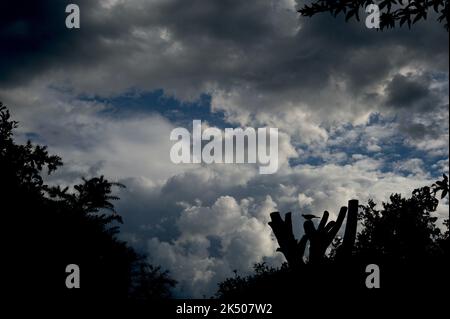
[
  {"left": 1, "top": 102, "right": 176, "bottom": 304},
  {"left": 217, "top": 175, "right": 449, "bottom": 299}
]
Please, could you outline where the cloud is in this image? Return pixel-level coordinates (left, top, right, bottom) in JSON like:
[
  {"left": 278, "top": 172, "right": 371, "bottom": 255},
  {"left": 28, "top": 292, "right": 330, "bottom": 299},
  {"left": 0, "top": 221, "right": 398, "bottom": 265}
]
[
  {"left": 115, "top": 154, "right": 447, "bottom": 297},
  {"left": 2, "top": 83, "right": 447, "bottom": 297},
  {"left": 145, "top": 195, "right": 281, "bottom": 297},
  {"left": 0, "top": 84, "right": 193, "bottom": 184},
  {"left": 2, "top": 1, "right": 448, "bottom": 111},
  {"left": 393, "top": 158, "right": 426, "bottom": 176},
  {"left": 2, "top": 1, "right": 448, "bottom": 153},
  {"left": 384, "top": 74, "right": 437, "bottom": 111}
]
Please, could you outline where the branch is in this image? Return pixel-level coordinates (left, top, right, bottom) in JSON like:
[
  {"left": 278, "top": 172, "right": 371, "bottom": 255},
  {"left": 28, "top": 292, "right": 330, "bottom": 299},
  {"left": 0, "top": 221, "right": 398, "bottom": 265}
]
[{"left": 269, "top": 212, "right": 306, "bottom": 267}]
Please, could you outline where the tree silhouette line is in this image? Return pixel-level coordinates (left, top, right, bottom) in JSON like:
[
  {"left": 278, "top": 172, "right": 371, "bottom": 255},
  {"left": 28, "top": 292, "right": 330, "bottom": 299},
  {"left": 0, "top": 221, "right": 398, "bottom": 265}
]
[
  {"left": 1, "top": 102, "right": 175, "bottom": 304},
  {"left": 217, "top": 175, "right": 449, "bottom": 299}
]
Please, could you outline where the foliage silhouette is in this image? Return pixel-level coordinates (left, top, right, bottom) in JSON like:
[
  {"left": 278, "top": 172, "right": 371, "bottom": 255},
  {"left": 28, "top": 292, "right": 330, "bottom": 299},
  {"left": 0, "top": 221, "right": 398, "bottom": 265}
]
[
  {"left": 217, "top": 176, "right": 449, "bottom": 299},
  {"left": 432, "top": 173, "right": 449, "bottom": 198},
  {"left": 1, "top": 102, "right": 175, "bottom": 304},
  {"left": 298, "top": 0, "right": 449, "bottom": 31}
]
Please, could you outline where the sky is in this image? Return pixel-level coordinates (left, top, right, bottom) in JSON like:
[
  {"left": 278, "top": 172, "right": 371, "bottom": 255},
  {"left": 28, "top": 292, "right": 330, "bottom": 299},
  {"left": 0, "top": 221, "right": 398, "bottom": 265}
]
[{"left": 0, "top": 0, "right": 448, "bottom": 297}]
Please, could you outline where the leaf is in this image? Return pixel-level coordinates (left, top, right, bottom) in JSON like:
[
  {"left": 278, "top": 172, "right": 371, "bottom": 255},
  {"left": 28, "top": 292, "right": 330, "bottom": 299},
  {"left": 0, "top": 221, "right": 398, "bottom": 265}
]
[
  {"left": 433, "top": 0, "right": 441, "bottom": 12},
  {"left": 400, "top": 15, "right": 409, "bottom": 27},
  {"left": 345, "top": 9, "right": 357, "bottom": 21},
  {"left": 413, "top": 13, "right": 423, "bottom": 24},
  {"left": 379, "top": 1, "right": 389, "bottom": 10}
]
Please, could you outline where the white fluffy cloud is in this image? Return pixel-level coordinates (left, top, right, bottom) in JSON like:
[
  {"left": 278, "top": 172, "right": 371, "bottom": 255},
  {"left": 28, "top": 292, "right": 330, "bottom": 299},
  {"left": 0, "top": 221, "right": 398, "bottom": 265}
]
[
  {"left": 146, "top": 195, "right": 281, "bottom": 297},
  {"left": 115, "top": 156, "right": 447, "bottom": 297},
  {"left": 1, "top": 82, "right": 447, "bottom": 297}
]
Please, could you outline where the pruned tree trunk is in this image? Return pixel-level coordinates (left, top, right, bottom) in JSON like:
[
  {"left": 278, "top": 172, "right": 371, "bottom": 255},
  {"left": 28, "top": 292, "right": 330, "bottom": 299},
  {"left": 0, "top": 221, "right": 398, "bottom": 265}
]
[
  {"left": 269, "top": 200, "right": 359, "bottom": 267},
  {"left": 269, "top": 212, "right": 307, "bottom": 267},
  {"left": 340, "top": 199, "right": 358, "bottom": 259}
]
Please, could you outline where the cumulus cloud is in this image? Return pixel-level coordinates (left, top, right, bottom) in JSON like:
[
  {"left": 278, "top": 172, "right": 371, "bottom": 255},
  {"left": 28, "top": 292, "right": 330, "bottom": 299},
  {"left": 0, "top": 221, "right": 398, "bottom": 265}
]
[
  {"left": 0, "top": 85, "right": 190, "bottom": 183},
  {"left": 394, "top": 158, "right": 426, "bottom": 176},
  {"left": 115, "top": 156, "right": 447, "bottom": 297},
  {"left": 145, "top": 195, "right": 281, "bottom": 297}
]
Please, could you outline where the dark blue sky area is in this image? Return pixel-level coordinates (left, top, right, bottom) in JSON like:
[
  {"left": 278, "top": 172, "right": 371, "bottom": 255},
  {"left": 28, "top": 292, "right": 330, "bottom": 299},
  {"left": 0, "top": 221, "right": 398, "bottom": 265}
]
[{"left": 81, "top": 89, "right": 229, "bottom": 129}]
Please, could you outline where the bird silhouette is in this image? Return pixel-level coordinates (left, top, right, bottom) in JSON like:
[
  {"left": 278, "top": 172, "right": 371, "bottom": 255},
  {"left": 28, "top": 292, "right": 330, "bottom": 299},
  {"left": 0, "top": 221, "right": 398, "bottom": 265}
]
[{"left": 302, "top": 214, "right": 320, "bottom": 220}]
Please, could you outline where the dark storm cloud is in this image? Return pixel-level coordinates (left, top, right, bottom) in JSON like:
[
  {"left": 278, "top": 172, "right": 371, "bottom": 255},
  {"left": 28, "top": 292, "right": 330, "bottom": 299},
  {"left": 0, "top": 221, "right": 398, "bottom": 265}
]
[
  {"left": 381, "top": 72, "right": 449, "bottom": 142},
  {"left": 1, "top": 0, "right": 447, "bottom": 109},
  {"left": 384, "top": 73, "right": 440, "bottom": 111},
  {"left": 1, "top": 0, "right": 447, "bottom": 161},
  {"left": 152, "top": 0, "right": 280, "bottom": 44},
  {"left": 0, "top": 0, "right": 151, "bottom": 87},
  {"left": 1, "top": 0, "right": 91, "bottom": 85}
]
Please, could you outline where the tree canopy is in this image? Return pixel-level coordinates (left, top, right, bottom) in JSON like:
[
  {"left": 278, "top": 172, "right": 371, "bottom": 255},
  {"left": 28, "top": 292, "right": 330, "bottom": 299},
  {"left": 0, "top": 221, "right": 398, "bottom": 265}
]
[
  {"left": 217, "top": 175, "right": 449, "bottom": 298},
  {"left": 1, "top": 102, "right": 175, "bottom": 304}
]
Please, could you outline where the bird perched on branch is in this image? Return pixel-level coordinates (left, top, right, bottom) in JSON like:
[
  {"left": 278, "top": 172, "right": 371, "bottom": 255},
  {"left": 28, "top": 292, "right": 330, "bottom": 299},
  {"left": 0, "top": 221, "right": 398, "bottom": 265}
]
[{"left": 302, "top": 214, "right": 320, "bottom": 220}]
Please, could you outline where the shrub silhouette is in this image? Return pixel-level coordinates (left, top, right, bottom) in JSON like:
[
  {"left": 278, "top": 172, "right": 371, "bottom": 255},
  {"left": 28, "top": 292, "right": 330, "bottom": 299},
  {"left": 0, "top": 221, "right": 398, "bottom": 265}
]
[
  {"left": 217, "top": 176, "right": 449, "bottom": 299},
  {"left": 1, "top": 102, "right": 175, "bottom": 304}
]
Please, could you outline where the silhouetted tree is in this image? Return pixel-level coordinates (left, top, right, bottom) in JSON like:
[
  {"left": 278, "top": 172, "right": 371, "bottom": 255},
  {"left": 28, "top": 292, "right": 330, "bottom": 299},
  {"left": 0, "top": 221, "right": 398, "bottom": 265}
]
[
  {"left": 299, "top": 0, "right": 449, "bottom": 30},
  {"left": 1, "top": 102, "right": 175, "bottom": 304},
  {"left": 216, "top": 262, "right": 290, "bottom": 299},
  {"left": 356, "top": 187, "right": 441, "bottom": 261},
  {"left": 217, "top": 176, "right": 449, "bottom": 298},
  {"left": 432, "top": 173, "right": 449, "bottom": 199},
  {"left": 353, "top": 179, "right": 448, "bottom": 289}
]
